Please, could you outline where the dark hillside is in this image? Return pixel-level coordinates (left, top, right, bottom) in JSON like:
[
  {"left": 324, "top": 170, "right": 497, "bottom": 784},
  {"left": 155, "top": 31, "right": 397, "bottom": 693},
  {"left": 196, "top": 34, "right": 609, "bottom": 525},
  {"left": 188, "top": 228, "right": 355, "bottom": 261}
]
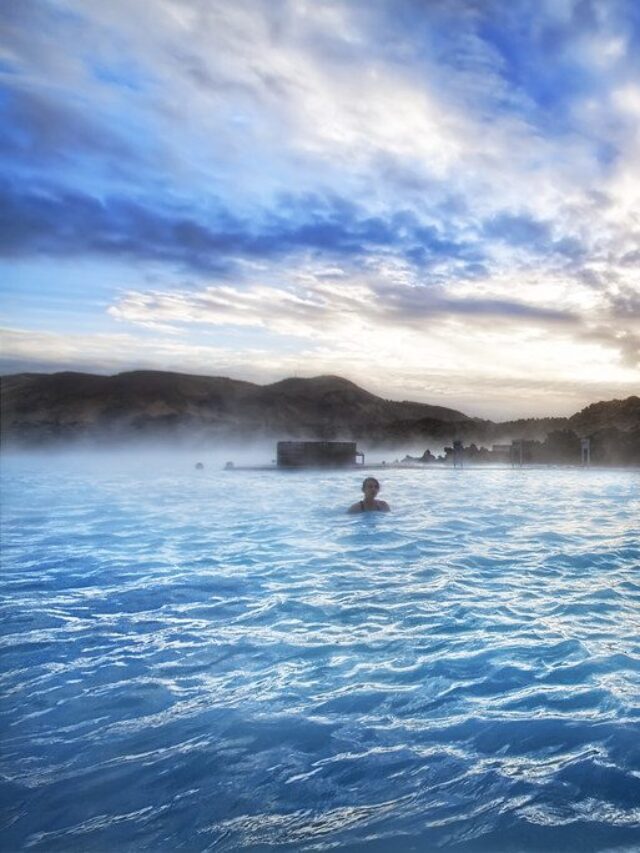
[
  {"left": 0, "top": 370, "right": 468, "bottom": 445},
  {"left": 569, "top": 396, "right": 640, "bottom": 433},
  {"left": 1, "top": 370, "right": 638, "bottom": 452}
]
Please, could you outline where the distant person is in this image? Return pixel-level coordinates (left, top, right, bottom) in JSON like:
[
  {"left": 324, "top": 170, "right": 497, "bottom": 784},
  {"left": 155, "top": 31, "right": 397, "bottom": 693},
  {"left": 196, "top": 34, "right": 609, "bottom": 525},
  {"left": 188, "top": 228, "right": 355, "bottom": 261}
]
[
  {"left": 348, "top": 477, "right": 390, "bottom": 513},
  {"left": 195, "top": 462, "right": 204, "bottom": 470}
]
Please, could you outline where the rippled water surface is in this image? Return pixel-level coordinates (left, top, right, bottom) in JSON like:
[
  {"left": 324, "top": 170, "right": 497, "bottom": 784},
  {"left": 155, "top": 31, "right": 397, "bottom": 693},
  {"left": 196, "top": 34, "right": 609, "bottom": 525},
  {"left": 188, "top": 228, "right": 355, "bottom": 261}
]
[{"left": 1, "top": 454, "right": 639, "bottom": 852}]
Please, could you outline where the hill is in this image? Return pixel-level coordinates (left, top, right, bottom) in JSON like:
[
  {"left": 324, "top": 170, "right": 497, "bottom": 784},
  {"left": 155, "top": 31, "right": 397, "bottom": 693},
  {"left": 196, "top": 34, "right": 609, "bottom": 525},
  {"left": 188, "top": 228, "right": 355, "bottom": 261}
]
[
  {"left": 0, "top": 370, "right": 469, "bottom": 446},
  {"left": 569, "top": 396, "right": 640, "bottom": 433},
  {"left": 1, "top": 370, "right": 638, "bottom": 450}
]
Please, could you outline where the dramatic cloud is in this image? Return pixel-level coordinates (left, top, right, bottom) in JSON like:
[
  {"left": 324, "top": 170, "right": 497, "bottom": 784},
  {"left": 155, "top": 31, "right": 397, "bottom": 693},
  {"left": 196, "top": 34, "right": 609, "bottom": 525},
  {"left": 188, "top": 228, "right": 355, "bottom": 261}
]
[
  {"left": 0, "top": 180, "right": 481, "bottom": 274},
  {"left": 1, "top": 0, "right": 639, "bottom": 416},
  {"left": 107, "top": 279, "right": 578, "bottom": 336}
]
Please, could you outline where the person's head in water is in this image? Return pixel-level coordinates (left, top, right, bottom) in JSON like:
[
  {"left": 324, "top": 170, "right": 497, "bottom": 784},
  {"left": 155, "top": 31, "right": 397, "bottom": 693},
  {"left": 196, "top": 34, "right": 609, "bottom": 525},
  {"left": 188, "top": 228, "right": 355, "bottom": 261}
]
[
  {"left": 362, "top": 477, "right": 380, "bottom": 500},
  {"left": 348, "top": 476, "right": 390, "bottom": 513}
]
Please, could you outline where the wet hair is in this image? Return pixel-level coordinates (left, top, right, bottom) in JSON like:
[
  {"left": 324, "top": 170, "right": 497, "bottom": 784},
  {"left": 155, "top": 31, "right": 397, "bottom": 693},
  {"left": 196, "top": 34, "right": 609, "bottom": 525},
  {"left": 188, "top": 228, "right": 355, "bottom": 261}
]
[{"left": 362, "top": 477, "right": 380, "bottom": 490}]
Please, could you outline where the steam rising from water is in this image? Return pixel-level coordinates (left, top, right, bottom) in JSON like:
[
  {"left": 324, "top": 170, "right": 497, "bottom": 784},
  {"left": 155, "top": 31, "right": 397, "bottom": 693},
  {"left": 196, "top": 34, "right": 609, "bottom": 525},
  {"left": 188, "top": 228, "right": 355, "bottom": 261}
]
[{"left": 1, "top": 440, "right": 452, "bottom": 473}]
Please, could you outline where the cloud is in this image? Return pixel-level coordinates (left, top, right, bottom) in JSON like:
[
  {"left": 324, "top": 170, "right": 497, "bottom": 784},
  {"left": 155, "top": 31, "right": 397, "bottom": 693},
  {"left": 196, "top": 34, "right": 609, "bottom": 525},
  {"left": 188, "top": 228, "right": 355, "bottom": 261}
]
[
  {"left": 0, "top": 325, "right": 289, "bottom": 383},
  {"left": 578, "top": 323, "right": 640, "bottom": 369},
  {"left": 0, "top": 180, "right": 243, "bottom": 272},
  {"left": 105, "top": 267, "right": 638, "bottom": 382},
  {"left": 107, "top": 284, "right": 334, "bottom": 337},
  {"left": 107, "top": 275, "right": 581, "bottom": 341},
  {"left": 0, "top": 85, "right": 136, "bottom": 167},
  {"left": 2, "top": 0, "right": 639, "bottom": 417},
  {"left": 0, "top": 179, "right": 483, "bottom": 275},
  {"left": 481, "top": 212, "right": 587, "bottom": 261},
  {"left": 373, "top": 287, "right": 579, "bottom": 324}
]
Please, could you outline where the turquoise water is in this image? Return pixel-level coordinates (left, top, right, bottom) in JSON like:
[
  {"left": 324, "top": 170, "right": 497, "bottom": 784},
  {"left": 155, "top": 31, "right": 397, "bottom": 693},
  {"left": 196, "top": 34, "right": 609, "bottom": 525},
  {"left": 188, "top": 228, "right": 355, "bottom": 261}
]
[{"left": 1, "top": 456, "right": 639, "bottom": 851}]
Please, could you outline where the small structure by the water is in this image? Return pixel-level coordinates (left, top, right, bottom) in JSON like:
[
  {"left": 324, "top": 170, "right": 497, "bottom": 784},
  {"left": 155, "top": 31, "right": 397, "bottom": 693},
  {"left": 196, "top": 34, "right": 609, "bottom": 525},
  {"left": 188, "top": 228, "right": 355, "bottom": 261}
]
[{"left": 277, "top": 440, "right": 364, "bottom": 468}]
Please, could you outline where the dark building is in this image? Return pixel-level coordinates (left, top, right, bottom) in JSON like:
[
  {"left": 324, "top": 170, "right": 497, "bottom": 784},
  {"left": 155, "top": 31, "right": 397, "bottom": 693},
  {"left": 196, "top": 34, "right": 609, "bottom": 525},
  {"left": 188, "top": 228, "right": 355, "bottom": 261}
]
[{"left": 277, "top": 441, "right": 364, "bottom": 468}]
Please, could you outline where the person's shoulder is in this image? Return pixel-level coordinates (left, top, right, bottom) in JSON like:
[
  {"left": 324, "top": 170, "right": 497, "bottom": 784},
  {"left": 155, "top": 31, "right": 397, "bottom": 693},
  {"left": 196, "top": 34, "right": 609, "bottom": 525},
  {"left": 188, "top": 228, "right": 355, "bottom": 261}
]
[
  {"left": 347, "top": 502, "right": 362, "bottom": 514},
  {"left": 377, "top": 500, "right": 390, "bottom": 512}
]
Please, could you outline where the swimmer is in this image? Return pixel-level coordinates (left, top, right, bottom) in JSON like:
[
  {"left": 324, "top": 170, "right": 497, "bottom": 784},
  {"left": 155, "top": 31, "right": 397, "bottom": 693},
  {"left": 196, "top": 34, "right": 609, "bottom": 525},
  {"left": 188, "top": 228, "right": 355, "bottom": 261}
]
[{"left": 348, "top": 476, "right": 390, "bottom": 513}]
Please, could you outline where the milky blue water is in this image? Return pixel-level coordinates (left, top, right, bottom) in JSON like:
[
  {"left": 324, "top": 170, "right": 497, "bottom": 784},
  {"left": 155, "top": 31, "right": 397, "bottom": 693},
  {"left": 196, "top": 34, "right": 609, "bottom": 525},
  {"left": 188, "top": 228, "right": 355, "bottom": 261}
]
[{"left": 1, "top": 455, "right": 639, "bottom": 852}]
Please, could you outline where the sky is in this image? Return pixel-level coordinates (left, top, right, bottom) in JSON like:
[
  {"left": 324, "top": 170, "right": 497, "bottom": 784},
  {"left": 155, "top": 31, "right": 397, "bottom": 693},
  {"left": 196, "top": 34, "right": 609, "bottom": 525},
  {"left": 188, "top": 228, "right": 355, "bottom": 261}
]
[{"left": 1, "top": 0, "right": 639, "bottom": 419}]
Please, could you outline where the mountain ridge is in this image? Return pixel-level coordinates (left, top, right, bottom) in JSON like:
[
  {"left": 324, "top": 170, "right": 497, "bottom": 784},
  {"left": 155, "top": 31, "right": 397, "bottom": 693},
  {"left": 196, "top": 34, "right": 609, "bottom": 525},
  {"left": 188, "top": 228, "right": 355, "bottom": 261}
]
[{"left": 1, "top": 370, "right": 638, "bottom": 449}]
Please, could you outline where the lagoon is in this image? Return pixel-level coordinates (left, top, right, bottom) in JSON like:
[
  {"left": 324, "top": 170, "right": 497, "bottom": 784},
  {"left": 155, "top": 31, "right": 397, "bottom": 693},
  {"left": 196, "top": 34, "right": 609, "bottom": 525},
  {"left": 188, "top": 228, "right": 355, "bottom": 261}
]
[{"left": 1, "top": 455, "right": 639, "bottom": 851}]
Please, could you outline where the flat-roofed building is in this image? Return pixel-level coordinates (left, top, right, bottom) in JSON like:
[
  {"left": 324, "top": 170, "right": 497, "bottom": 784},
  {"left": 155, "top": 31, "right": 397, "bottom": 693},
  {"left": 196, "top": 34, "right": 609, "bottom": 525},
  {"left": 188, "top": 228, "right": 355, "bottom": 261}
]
[{"left": 277, "top": 441, "right": 364, "bottom": 468}]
